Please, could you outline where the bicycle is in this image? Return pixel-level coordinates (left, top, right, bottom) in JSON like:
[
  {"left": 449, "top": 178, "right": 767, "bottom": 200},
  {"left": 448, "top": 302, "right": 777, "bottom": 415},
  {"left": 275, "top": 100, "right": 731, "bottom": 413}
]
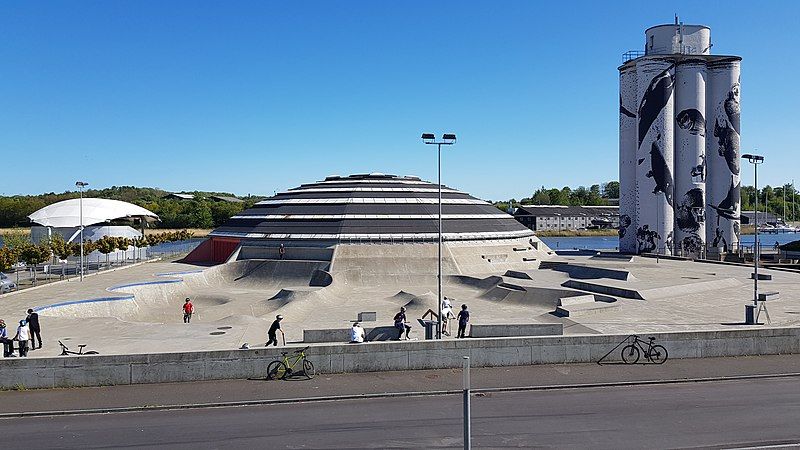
[
  {"left": 621, "top": 335, "right": 667, "bottom": 364},
  {"left": 266, "top": 346, "right": 315, "bottom": 380},
  {"left": 58, "top": 340, "right": 99, "bottom": 356}
]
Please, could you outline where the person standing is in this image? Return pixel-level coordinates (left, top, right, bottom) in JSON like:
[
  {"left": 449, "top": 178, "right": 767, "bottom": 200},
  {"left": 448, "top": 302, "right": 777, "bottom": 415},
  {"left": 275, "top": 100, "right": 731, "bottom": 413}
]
[
  {"left": 266, "top": 315, "right": 284, "bottom": 346},
  {"left": 350, "top": 322, "right": 365, "bottom": 343},
  {"left": 393, "top": 307, "right": 412, "bottom": 340},
  {"left": 26, "top": 309, "right": 41, "bottom": 350},
  {"left": 182, "top": 298, "right": 194, "bottom": 323},
  {"left": 441, "top": 297, "right": 454, "bottom": 336},
  {"left": 14, "top": 320, "right": 29, "bottom": 357},
  {"left": 279, "top": 244, "right": 286, "bottom": 260},
  {"left": 456, "top": 304, "right": 470, "bottom": 339},
  {"left": 0, "top": 320, "right": 13, "bottom": 357}
]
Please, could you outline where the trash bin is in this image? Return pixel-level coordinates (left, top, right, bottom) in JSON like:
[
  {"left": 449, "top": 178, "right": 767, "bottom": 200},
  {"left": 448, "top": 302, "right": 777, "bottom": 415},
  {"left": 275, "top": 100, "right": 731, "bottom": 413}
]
[
  {"left": 421, "top": 320, "right": 439, "bottom": 340},
  {"left": 745, "top": 304, "right": 757, "bottom": 324}
]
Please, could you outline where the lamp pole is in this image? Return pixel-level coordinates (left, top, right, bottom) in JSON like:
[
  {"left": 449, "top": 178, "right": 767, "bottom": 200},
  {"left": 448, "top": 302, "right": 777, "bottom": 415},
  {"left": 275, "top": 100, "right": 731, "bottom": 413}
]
[
  {"left": 76, "top": 181, "right": 88, "bottom": 281},
  {"left": 743, "top": 154, "right": 764, "bottom": 313},
  {"left": 422, "top": 133, "right": 457, "bottom": 339}
]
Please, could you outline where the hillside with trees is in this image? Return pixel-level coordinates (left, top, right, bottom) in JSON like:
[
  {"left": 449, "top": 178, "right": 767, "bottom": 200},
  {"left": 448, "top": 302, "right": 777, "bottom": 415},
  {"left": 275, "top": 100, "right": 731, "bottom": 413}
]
[
  {"left": 0, "top": 186, "right": 263, "bottom": 229},
  {"left": 493, "top": 181, "right": 799, "bottom": 223}
]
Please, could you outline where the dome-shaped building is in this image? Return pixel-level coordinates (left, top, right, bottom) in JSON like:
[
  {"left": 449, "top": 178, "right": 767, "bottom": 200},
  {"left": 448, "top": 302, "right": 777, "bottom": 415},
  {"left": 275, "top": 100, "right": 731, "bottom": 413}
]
[{"left": 191, "top": 173, "right": 550, "bottom": 268}]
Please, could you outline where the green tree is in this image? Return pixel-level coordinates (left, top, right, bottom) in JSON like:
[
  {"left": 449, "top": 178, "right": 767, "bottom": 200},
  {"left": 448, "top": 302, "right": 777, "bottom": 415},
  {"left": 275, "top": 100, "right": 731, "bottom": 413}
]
[{"left": 602, "top": 181, "right": 620, "bottom": 199}]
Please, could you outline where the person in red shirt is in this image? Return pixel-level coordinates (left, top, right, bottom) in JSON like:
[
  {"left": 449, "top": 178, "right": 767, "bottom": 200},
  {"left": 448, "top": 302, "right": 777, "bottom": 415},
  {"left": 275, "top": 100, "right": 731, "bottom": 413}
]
[{"left": 182, "top": 298, "right": 194, "bottom": 323}]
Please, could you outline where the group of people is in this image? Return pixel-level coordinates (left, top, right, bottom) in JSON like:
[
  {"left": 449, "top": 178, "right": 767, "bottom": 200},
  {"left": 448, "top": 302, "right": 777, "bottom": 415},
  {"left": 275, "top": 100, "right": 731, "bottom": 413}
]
[
  {"left": 0, "top": 309, "right": 42, "bottom": 358},
  {"left": 393, "top": 301, "right": 471, "bottom": 341}
]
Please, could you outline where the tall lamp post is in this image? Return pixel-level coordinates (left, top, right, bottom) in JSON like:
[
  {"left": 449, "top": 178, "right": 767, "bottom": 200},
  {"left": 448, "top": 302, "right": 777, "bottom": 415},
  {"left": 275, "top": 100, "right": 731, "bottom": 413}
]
[
  {"left": 76, "top": 181, "right": 88, "bottom": 281},
  {"left": 742, "top": 153, "right": 763, "bottom": 323},
  {"left": 422, "top": 132, "right": 457, "bottom": 339}
]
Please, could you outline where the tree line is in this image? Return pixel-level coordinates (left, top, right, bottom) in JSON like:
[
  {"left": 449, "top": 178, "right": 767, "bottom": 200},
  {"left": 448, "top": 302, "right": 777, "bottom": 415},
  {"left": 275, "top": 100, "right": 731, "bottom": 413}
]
[
  {"left": 0, "top": 186, "right": 263, "bottom": 229},
  {"left": 0, "top": 230, "right": 194, "bottom": 272},
  {"left": 494, "top": 181, "right": 619, "bottom": 211},
  {"left": 741, "top": 184, "right": 799, "bottom": 222}
]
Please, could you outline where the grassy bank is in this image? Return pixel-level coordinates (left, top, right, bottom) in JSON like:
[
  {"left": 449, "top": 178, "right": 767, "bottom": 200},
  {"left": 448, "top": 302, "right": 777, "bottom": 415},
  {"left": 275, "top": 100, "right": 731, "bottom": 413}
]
[{"left": 535, "top": 229, "right": 618, "bottom": 237}]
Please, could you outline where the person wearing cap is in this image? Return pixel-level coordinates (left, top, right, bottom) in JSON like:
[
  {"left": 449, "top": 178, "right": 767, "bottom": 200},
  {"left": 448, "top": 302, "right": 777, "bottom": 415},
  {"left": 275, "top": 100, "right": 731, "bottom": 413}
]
[
  {"left": 26, "top": 308, "right": 42, "bottom": 350},
  {"left": 456, "top": 304, "right": 470, "bottom": 339},
  {"left": 0, "top": 320, "right": 13, "bottom": 357},
  {"left": 266, "top": 315, "right": 284, "bottom": 346},
  {"left": 182, "top": 298, "right": 194, "bottom": 323},
  {"left": 13, "top": 320, "right": 29, "bottom": 357},
  {"left": 393, "top": 307, "right": 411, "bottom": 340},
  {"left": 349, "top": 322, "right": 365, "bottom": 343}
]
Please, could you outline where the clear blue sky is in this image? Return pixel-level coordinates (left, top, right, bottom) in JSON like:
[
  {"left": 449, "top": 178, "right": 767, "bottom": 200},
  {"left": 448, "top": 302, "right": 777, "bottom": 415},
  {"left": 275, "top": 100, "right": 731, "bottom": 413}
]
[{"left": 2, "top": 0, "right": 798, "bottom": 200}]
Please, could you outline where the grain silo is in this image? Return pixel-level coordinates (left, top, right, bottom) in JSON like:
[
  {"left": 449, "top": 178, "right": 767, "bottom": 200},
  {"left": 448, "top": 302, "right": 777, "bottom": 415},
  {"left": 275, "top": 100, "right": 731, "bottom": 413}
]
[{"left": 618, "top": 20, "right": 741, "bottom": 256}]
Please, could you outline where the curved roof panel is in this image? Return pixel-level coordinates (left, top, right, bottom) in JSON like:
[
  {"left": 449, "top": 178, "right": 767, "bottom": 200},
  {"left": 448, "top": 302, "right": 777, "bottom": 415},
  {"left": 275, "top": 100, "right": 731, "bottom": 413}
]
[
  {"left": 211, "top": 173, "right": 533, "bottom": 242},
  {"left": 28, "top": 198, "right": 159, "bottom": 228}
]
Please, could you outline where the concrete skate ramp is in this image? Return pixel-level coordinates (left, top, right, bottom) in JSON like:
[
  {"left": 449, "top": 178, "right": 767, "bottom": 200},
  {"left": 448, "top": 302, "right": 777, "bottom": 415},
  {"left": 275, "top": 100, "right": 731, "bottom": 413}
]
[
  {"left": 479, "top": 282, "right": 584, "bottom": 309},
  {"left": 188, "top": 259, "right": 332, "bottom": 289},
  {"left": 447, "top": 275, "right": 504, "bottom": 290},
  {"left": 545, "top": 263, "right": 634, "bottom": 281}
]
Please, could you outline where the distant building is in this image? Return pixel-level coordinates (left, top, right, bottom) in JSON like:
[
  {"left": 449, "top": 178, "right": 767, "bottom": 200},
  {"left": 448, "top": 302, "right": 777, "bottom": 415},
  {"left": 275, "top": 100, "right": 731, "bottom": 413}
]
[
  {"left": 162, "top": 193, "right": 195, "bottom": 201},
  {"left": 740, "top": 211, "right": 781, "bottom": 226},
  {"left": 209, "top": 195, "right": 243, "bottom": 203},
  {"left": 513, "top": 205, "right": 619, "bottom": 232}
]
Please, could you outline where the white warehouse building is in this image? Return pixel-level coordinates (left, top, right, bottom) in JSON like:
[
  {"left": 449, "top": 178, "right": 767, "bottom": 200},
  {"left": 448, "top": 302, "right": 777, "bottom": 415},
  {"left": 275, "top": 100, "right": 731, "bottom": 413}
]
[{"left": 619, "top": 21, "right": 741, "bottom": 256}]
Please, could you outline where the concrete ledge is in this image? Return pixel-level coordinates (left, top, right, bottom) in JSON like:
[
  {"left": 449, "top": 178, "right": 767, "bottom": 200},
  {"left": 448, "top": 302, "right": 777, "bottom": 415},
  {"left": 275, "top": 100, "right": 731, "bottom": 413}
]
[
  {"left": 2, "top": 327, "right": 799, "bottom": 389},
  {"left": 304, "top": 326, "right": 400, "bottom": 343},
  {"left": 468, "top": 323, "right": 563, "bottom": 338}
]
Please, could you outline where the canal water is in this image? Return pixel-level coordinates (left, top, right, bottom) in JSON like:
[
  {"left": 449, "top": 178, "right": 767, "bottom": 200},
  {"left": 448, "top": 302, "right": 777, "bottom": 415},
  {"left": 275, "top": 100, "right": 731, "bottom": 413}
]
[{"left": 539, "top": 233, "right": 800, "bottom": 251}]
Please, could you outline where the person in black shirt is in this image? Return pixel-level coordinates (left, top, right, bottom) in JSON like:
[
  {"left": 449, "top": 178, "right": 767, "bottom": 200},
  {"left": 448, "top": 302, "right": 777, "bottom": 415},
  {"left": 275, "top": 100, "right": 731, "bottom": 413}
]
[
  {"left": 26, "top": 309, "right": 42, "bottom": 350},
  {"left": 266, "top": 315, "right": 284, "bottom": 346},
  {"left": 456, "top": 304, "right": 470, "bottom": 339},
  {"left": 393, "top": 307, "right": 411, "bottom": 340}
]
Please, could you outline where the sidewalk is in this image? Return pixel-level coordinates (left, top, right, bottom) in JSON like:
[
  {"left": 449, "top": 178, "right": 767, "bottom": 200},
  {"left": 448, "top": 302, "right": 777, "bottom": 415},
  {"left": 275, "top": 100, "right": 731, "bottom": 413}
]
[{"left": 1, "top": 354, "right": 799, "bottom": 415}]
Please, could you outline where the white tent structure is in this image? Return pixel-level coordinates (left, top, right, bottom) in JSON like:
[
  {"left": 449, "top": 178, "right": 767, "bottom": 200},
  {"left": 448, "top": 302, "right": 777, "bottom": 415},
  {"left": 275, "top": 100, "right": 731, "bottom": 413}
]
[
  {"left": 28, "top": 198, "right": 158, "bottom": 229},
  {"left": 28, "top": 199, "right": 159, "bottom": 263}
]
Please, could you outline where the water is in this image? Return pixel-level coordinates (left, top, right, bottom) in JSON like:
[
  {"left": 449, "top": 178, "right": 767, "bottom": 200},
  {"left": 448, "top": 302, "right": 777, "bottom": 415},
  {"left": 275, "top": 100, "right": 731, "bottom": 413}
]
[{"left": 540, "top": 233, "right": 800, "bottom": 252}]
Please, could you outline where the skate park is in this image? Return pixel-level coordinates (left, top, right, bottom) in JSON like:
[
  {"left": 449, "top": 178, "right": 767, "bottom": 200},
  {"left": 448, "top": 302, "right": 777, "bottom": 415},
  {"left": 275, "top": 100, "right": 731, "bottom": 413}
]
[{"left": 1, "top": 173, "right": 799, "bottom": 365}]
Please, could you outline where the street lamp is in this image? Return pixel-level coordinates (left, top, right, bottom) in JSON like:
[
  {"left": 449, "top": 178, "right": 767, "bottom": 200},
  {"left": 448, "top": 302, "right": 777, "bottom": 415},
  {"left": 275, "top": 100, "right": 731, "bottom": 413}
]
[
  {"left": 76, "top": 181, "right": 88, "bottom": 281},
  {"left": 422, "top": 132, "right": 457, "bottom": 339},
  {"left": 742, "top": 153, "right": 764, "bottom": 323}
]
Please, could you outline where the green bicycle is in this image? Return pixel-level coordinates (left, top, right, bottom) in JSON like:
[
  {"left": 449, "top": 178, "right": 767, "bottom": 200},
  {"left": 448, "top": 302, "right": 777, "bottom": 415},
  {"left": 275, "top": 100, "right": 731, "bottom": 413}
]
[{"left": 267, "top": 346, "right": 315, "bottom": 380}]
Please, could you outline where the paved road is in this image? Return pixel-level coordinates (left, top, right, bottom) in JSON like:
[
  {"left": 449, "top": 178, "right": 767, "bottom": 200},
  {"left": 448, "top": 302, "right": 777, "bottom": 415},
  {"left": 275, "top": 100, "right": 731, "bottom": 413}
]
[
  {"left": 3, "top": 376, "right": 800, "bottom": 449},
  {"left": 4, "top": 354, "right": 800, "bottom": 414}
]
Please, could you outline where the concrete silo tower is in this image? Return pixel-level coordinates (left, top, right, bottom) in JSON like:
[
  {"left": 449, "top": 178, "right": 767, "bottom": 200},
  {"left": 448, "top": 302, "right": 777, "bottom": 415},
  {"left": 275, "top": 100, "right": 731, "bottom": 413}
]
[{"left": 618, "top": 20, "right": 741, "bottom": 256}]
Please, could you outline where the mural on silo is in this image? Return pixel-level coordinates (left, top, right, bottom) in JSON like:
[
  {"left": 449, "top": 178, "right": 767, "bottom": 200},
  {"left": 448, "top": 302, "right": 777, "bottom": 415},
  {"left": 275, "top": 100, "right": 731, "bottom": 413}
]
[
  {"left": 635, "top": 59, "right": 675, "bottom": 255},
  {"left": 618, "top": 23, "right": 741, "bottom": 256},
  {"left": 619, "top": 67, "right": 639, "bottom": 253}
]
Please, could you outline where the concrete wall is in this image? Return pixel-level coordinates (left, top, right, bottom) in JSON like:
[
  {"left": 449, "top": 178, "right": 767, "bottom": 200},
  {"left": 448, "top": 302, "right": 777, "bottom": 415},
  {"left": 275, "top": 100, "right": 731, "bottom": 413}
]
[{"left": 2, "top": 327, "right": 798, "bottom": 390}]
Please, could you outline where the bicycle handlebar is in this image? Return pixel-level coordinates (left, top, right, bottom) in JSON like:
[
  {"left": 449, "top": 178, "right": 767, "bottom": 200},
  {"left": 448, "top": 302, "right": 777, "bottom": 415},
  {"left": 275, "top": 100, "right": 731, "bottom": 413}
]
[{"left": 294, "top": 346, "right": 310, "bottom": 353}]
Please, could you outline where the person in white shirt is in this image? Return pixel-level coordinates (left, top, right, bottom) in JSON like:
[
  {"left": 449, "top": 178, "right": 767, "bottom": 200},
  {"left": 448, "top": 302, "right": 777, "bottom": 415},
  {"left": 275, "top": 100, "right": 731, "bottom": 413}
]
[
  {"left": 14, "top": 320, "right": 29, "bottom": 357},
  {"left": 350, "top": 322, "right": 365, "bottom": 343},
  {"left": 441, "top": 297, "right": 454, "bottom": 336}
]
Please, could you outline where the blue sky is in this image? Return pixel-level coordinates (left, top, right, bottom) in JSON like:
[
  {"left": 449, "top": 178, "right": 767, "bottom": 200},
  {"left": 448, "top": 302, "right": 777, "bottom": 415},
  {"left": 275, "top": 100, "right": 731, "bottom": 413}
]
[{"left": 1, "top": 1, "right": 798, "bottom": 200}]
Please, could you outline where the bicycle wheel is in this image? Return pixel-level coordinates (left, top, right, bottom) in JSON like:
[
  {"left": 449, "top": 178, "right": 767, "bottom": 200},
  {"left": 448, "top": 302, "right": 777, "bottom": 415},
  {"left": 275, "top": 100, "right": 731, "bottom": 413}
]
[
  {"left": 267, "top": 361, "right": 287, "bottom": 380},
  {"left": 621, "top": 344, "right": 640, "bottom": 364},
  {"left": 649, "top": 345, "right": 668, "bottom": 364},
  {"left": 303, "top": 359, "right": 316, "bottom": 380}
]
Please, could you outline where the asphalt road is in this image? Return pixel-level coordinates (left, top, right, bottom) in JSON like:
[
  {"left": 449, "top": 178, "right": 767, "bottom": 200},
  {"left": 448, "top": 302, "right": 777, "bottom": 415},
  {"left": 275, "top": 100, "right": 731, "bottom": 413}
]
[{"left": 2, "top": 376, "right": 800, "bottom": 449}]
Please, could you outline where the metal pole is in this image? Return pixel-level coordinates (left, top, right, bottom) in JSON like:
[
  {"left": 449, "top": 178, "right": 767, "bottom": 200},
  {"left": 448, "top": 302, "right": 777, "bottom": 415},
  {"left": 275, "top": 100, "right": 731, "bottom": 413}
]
[
  {"left": 79, "top": 185, "right": 84, "bottom": 281},
  {"left": 753, "top": 162, "right": 759, "bottom": 307},
  {"left": 437, "top": 142, "right": 443, "bottom": 340},
  {"left": 463, "top": 356, "right": 471, "bottom": 450}
]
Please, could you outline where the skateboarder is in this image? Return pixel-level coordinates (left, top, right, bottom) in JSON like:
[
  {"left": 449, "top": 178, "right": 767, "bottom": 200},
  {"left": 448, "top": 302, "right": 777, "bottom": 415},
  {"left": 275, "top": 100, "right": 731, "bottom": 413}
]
[{"left": 26, "top": 309, "right": 42, "bottom": 350}]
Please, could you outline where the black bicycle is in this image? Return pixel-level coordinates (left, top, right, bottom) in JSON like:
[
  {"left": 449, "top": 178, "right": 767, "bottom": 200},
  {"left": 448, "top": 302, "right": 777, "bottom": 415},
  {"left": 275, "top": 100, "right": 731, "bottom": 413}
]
[
  {"left": 621, "top": 335, "right": 667, "bottom": 364},
  {"left": 58, "top": 340, "right": 99, "bottom": 356},
  {"left": 267, "top": 346, "right": 315, "bottom": 380}
]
